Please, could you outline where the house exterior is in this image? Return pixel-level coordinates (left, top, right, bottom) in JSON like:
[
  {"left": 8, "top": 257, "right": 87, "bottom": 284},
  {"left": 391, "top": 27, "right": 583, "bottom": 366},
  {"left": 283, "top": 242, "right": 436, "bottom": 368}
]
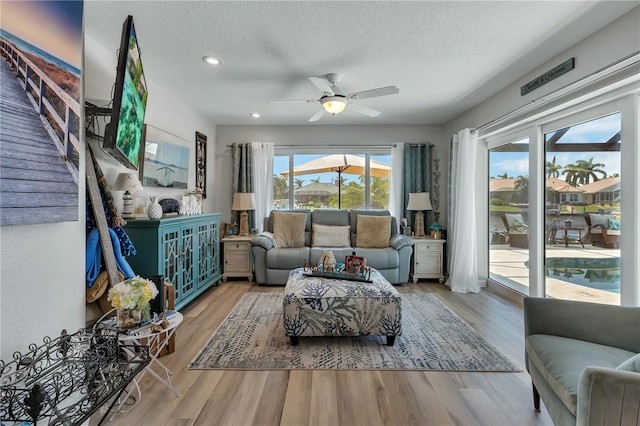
[{"left": 579, "top": 177, "right": 621, "bottom": 205}]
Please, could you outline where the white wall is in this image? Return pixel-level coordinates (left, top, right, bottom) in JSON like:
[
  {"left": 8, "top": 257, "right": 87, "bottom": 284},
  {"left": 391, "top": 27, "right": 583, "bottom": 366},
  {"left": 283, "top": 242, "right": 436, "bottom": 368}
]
[
  {"left": 0, "top": 172, "right": 86, "bottom": 359},
  {"left": 214, "top": 124, "right": 445, "bottom": 225}
]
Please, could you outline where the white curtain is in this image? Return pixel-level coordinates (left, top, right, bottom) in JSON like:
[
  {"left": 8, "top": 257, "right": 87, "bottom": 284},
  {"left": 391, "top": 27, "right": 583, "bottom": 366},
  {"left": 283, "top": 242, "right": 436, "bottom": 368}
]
[
  {"left": 389, "top": 142, "right": 404, "bottom": 232},
  {"left": 251, "top": 142, "right": 274, "bottom": 233},
  {"left": 446, "top": 129, "right": 480, "bottom": 293}
]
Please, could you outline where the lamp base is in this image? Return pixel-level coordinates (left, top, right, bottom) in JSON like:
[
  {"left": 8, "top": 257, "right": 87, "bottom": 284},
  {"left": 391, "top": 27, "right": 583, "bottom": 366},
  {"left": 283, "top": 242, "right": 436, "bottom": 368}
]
[
  {"left": 239, "top": 211, "right": 250, "bottom": 236},
  {"left": 121, "top": 191, "right": 135, "bottom": 219},
  {"left": 414, "top": 212, "right": 425, "bottom": 237}
]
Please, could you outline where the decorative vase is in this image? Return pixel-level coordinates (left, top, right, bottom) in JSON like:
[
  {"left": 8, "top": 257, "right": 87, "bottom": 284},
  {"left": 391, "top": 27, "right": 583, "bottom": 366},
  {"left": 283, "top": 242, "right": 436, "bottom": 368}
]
[
  {"left": 117, "top": 308, "right": 142, "bottom": 330},
  {"left": 147, "top": 196, "right": 163, "bottom": 219}
]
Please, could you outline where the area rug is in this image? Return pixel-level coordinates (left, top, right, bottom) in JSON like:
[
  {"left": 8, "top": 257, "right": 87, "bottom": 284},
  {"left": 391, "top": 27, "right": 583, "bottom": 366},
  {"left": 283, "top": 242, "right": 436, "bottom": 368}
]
[{"left": 189, "top": 293, "right": 520, "bottom": 371}]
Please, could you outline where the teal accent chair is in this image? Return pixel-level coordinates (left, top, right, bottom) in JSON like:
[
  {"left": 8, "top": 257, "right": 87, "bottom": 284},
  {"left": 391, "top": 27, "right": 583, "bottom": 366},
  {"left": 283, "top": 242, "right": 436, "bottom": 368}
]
[{"left": 524, "top": 297, "right": 640, "bottom": 425}]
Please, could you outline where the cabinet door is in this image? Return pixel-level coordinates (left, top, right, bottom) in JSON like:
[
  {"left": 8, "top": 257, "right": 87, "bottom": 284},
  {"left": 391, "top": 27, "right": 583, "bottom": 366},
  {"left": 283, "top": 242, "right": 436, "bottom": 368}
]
[
  {"left": 225, "top": 243, "right": 250, "bottom": 273},
  {"left": 161, "top": 226, "right": 183, "bottom": 304},
  {"left": 179, "top": 224, "right": 197, "bottom": 301},
  {"left": 196, "top": 221, "right": 219, "bottom": 287}
]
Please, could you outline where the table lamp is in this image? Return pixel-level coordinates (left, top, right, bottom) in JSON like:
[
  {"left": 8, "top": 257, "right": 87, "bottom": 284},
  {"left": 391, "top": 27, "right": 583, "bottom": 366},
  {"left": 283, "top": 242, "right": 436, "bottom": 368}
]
[
  {"left": 114, "top": 172, "right": 143, "bottom": 218},
  {"left": 232, "top": 192, "right": 256, "bottom": 236},
  {"left": 407, "top": 192, "right": 432, "bottom": 237}
]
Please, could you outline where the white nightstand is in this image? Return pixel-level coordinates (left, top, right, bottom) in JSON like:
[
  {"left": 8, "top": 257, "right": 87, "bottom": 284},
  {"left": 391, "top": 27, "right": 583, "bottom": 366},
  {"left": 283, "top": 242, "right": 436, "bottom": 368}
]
[
  {"left": 410, "top": 237, "right": 445, "bottom": 283},
  {"left": 221, "top": 235, "right": 253, "bottom": 282}
]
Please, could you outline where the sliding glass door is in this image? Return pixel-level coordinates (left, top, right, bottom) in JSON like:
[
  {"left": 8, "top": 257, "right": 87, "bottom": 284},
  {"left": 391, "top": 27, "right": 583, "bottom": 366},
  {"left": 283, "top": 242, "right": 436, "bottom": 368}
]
[
  {"left": 485, "top": 93, "right": 637, "bottom": 306},
  {"left": 488, "top": 137, "right": 530, "bottom": 294},
  {"left": 543, "top": 111, "right": 621, "bottom": 305}
]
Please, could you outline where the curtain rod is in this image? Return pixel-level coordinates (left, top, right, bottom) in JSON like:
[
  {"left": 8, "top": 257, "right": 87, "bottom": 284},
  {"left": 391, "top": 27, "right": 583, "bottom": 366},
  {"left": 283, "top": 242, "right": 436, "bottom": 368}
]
[
  {"left": 472, "top": 51, "right": 640, "bottom": 134},
  {"left": 226, "top": 143, "right": 399, "bottom": 148}
]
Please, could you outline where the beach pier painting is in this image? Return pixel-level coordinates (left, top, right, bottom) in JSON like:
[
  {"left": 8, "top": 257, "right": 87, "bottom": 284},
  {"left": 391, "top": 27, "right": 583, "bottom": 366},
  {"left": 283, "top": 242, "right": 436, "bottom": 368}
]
[{"left": 0, "top": 1, "right": 83, "bottom": 226}]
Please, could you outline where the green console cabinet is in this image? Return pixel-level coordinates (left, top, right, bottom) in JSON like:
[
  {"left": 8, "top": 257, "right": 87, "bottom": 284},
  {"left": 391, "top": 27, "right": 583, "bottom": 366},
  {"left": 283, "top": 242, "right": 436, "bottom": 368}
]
[{"left": 124, "top": 213, "right": 222, "bottom": 311}]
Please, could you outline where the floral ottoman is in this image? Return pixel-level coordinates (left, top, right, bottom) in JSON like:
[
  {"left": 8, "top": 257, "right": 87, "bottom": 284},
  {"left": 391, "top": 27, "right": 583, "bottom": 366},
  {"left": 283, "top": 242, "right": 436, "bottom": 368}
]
[{"left": 283, "top": 267, "right": 402, "bottom": 346}]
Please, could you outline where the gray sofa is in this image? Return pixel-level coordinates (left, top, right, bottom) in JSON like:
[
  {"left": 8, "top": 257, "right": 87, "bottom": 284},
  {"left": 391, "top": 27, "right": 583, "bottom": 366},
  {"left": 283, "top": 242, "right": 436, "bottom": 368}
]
[
  {"left": 524, "top": 297, "right": 640, "bottom": 425},
  {"left": 251, "top": 209, "right": 414, "bottom": 285}
]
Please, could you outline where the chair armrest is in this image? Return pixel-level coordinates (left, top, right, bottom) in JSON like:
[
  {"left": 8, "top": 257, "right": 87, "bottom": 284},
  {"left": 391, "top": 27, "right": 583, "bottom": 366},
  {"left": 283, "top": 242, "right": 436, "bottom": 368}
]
[
  {"left": 523, "top": 297, "right": 640, "bottom": 352},
  {"left": 390, "top": 234, "right": 414, "bottom": 250},
  {"left": 251, "top": 232, "right": 275, "bottom": 250},
  {"left": 576, "top": 366, "right": 640, "bottom": 426}
]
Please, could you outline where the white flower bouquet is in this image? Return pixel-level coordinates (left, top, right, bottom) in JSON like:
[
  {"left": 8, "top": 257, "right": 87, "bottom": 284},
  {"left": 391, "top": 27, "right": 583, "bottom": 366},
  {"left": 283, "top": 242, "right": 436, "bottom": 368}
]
[{"left": 108, "top": 276, "right": 159, "bottom": 322}]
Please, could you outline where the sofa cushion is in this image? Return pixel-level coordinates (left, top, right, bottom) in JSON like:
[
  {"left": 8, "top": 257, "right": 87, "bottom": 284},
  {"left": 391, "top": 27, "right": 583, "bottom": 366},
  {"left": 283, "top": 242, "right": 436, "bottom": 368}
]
[
  {"left": 273, "top": 212, "right": 307, "bottom": 248},
  {"left": 312, "top": 224, "right": 351, "bottom": 247},
  {"left": 526, "top": 334, "right": 635, "bottom": 415},
  {"left": 589, "top": 213, "right": 615, "bottom": 227},
  {"left": 616, "top": 353, "right": 640, "bottom": 372},
  {"left": 505, "top": 213, "right": 527, "bottom": 232},
  {"left": 265, "top": 247, "right": 310, "bottom": 269},
  {"left": 356, "top": 215, "right": 391, "bottom": 248},
  {"left": 355, "top": 247, "right": 399, "bottom": 269}
]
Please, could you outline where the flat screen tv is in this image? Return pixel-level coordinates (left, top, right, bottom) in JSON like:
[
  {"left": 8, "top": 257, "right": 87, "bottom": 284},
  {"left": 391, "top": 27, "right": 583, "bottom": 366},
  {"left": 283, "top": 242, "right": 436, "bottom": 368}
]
[{"left": 103, "top": 15, "right": 148, "bottom": 170}]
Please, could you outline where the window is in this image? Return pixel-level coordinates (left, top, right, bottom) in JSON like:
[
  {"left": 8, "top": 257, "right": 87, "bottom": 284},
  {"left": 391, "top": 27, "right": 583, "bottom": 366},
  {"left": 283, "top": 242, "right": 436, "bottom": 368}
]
[{"left": 273, "top": 151, "right": 391, "bottom": 211}]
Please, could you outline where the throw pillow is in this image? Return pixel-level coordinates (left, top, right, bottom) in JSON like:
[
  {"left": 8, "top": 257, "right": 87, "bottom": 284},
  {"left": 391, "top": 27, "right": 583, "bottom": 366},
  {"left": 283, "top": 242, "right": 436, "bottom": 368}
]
[
  {"left": 616, "top": 353, "right": 640, "bottom": 372},
  {"left": 607, "top": 217, "right": 621, "bottom": 230},
  {"left": 312, "top": 224, "right": 351, "bottom": 247},
  {"left": 355, "top": 215, "right": 391, "bottom": 248},
  {"left": 272, "top": 212, "right": 307, "bottom": 248}
]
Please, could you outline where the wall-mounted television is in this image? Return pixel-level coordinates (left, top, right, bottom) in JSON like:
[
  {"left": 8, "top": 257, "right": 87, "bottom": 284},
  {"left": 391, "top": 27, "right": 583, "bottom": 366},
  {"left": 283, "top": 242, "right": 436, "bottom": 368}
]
[{"left": 103, "top": 15, "right": 148, "bottom": 170}]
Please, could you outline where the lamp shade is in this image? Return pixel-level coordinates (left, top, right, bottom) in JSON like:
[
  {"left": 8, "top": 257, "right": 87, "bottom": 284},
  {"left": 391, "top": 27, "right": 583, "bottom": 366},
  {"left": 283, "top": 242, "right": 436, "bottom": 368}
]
[
  {"left": 406, "top": 192, "right": 432, "bottom": 211},
  {"left": 113, "top": 172, "right": 143, "bottom": 192},
  {"left": 232, "top": 192, "right": 256, "bottom": 211}
]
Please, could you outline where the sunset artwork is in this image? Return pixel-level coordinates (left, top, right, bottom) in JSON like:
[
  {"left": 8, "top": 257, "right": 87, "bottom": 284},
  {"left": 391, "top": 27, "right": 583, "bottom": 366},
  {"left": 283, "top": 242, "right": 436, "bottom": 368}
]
[{"left": 0, "top": 1, "right": 83, "bottom": 226}]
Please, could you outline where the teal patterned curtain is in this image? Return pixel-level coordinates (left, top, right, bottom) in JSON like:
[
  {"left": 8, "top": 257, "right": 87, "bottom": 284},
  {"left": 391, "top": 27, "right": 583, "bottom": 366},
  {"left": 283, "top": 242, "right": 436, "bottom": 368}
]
[
  {"left": 232, "top": 143, "right": 254, "bottom": 227},
  {"left": 403, "top": 144, "right": 432, "bottom": 229}
]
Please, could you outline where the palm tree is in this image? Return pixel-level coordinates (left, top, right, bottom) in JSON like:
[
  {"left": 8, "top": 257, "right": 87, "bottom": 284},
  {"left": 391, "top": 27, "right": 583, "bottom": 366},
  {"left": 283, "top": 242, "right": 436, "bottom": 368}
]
[
  {"left": 562, "top": 157, "right": 606, "bottom": 185},
  {"left": 546, "top": 156, "right": 562, "bottom": 178},
  {"left": 294, "top": 178, "right": 304, "bottom": 189},
  {"left": 311, "top": 177, "right": 321, "bottom": 184},
  {"left": 499, "top": 172, "right": 510, "bottom": 179},
  {"left": 514, "top": 175, "right": 529, "bottom": 203}
]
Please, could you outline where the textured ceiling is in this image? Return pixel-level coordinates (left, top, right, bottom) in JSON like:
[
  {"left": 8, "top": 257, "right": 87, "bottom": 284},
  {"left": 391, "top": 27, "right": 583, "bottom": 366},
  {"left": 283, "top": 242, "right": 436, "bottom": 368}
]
[{"left": 84, "top": 1, "right": 638, "bottom": 126}]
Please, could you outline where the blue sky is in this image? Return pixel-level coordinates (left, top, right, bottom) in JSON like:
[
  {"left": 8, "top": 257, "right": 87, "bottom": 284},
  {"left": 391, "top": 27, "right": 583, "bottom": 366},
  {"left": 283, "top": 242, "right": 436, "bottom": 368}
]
[{"left": 490, "top": 113, "right": 621, "bottom": 179}]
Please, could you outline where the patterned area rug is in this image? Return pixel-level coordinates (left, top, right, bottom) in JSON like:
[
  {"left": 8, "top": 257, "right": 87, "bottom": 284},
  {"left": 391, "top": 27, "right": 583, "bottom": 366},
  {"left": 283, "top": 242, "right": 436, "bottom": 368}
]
[{"left": 189, "top": 293, "right": 520, "bottom": 371}]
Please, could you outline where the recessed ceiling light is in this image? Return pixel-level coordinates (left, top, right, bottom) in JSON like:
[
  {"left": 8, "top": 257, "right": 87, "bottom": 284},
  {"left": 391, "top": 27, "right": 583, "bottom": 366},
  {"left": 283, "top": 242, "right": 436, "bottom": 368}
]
[
  {"left": 202, "top": 56, "right": 223, "bottom": 66},
  {"left": 250, "top": 113, "right": 260, "bottom": 119}
]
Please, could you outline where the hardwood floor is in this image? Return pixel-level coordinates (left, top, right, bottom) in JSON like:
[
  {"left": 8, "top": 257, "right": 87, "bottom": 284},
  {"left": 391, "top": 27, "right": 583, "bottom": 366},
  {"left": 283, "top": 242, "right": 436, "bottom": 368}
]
[{"left": 91, "top": 281, "right": 553, "bottom": 426}]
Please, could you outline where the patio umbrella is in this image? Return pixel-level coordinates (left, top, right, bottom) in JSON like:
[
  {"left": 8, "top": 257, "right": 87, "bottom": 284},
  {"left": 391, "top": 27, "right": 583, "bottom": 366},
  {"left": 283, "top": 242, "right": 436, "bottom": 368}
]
[{"left": 281, "top": 154, "right": 391, "bottom": 208}]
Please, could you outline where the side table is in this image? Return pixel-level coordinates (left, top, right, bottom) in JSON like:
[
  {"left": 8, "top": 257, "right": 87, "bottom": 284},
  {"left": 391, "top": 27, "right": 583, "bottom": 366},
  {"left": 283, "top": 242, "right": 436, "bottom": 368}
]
[
  {"left": 410, "top": 237, "right": 446, "bottom": 283},
  {"left": 221, "top": 235, "right": 254, "bottom": 281},
  {"left": 117, "top": 312, "right": 184, "bottom": 399}
]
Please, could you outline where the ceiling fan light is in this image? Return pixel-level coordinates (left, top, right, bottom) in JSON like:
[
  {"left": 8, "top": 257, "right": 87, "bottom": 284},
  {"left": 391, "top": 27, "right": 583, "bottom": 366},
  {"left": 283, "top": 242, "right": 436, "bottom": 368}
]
[{"left": 321, "top": 96, "right": 347, "bottom": 114}]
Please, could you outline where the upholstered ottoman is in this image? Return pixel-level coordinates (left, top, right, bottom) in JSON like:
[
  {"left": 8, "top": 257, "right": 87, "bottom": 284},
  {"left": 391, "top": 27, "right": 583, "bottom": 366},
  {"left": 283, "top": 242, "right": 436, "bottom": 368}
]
[{"left": 283, "top": 267, "right": 402, "bottom": 346}]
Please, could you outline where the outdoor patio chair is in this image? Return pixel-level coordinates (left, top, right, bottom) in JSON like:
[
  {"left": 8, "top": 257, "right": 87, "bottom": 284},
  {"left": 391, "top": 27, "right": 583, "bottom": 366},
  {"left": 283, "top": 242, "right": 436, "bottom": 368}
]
[
  {"left": 501, "top": 213, "right": 529, "bottom": 248},
  {"left": 584, "top": 213, "right": 620, "bottom": 248}
]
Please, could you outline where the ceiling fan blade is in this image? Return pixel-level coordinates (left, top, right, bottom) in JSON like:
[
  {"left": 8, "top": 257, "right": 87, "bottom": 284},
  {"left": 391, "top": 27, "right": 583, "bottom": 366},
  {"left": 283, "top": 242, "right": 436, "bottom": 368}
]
[
  {"left": 308, "top": 77, "right": 335, "bottom": 96},
  {"left": 348, "top": 86, "right": 399, "bottom": 100},
  {"left": 348, "top": 103, "right": 381, "bottom": 118},
  {"left": 269, "top": 99, "right": 317, "bottom": 104},
  {"left": 308, "top": 108, "right": 326, "bottom": 122}
]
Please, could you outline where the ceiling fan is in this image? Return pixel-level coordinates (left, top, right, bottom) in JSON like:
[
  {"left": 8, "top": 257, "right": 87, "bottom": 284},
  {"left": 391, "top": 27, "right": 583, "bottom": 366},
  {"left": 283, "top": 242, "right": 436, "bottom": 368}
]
[{"left": 272, "top": 73, "right": 399, "bottom": 122}]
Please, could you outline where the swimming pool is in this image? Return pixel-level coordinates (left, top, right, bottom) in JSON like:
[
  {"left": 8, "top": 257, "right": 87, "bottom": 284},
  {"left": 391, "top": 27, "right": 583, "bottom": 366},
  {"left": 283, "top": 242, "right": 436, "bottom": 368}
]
[{"left": 545, "top": 257, "right": 620, "bottom": 293}]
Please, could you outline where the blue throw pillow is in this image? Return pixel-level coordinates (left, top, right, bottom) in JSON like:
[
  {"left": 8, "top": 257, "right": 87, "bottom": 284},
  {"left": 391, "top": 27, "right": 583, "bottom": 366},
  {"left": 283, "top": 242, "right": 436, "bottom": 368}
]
[
  {"left": 616, "top": 353, "right": 640, "bottom": 372},
  {"left": 608, "top": 217, "right": 620, "bottom": 230}
]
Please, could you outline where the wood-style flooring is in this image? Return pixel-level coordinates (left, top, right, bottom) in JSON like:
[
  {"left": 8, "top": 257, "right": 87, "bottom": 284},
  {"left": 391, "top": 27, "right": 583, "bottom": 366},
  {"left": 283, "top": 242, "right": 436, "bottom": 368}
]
[{"left": 91, "top": 280, "right": 553, "bottom": 426}]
